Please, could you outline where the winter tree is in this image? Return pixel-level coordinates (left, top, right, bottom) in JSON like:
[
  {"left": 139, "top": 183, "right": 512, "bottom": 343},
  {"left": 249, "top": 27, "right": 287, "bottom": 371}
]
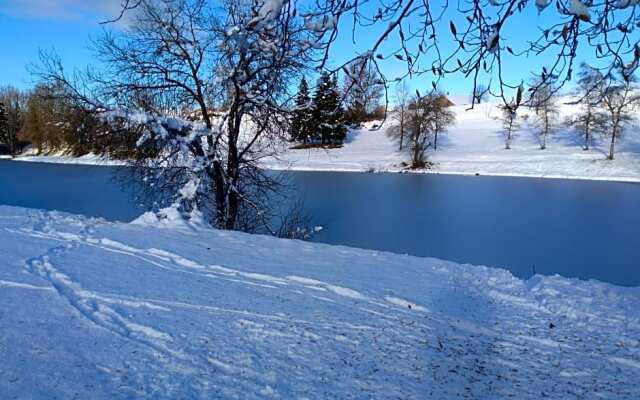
[
  {"left": 313, "top": 73, "right": 346, "bottom": 145},
  {"left": 401, "top": 95, "right": 433, "bottom": 168},
  {"left": 601, "top": 75, "right": 638, "bottom": 160},
  {"left": 343, "top": 58, "right": 384, "bottom": 124},
  {"left": 426, "top": 93, "right": 455, "bottom": 150},
  {"left": 567, "top": 63, "right": 607, "bottom": 151},
  {"left": 498, "top": 96, "right": 521, "bottom": 150},
  {"left": 470, "top": 84, "right": 489, "bottom": 105},
  {"left": 290, "top": 78, "right": 314, "bottom": 144},
  {"left": 98, "top": 0, "right": 640, "bottom": 120},
  {"left": 36, "top": 0, "right": 330, "bottom": 234},
  {"left": 528, "top": 81, "right": 558, "bottom": 150},
  {"left": 391, "top": 81, "right": 410, "bottom": 151}
]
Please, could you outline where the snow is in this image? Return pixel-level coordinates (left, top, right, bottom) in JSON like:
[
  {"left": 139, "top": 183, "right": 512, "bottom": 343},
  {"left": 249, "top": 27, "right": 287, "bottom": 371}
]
[
  {"left": 1, "top": 205, "right": 639, "bottom": 398},
  {"left": 9, "top": 100, "right": 640, "bottom": 182},
  {"left": 264, "top": 102, "right": 640, "bottom": 182},
  {"left": 568, "top": 0, "right": 591, "bottom": 20},
  {"left": 14, "top": 150, "right": 126, "bottom": 166}
]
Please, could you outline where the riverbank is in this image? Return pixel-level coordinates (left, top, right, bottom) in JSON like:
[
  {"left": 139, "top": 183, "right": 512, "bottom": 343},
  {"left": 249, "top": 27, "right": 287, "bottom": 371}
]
[
  {"left": 1, "top": 205, "right": 639, "bottom": 399},
  {"left": 8, "top": 102, "right": 640, "bottom": 182}
]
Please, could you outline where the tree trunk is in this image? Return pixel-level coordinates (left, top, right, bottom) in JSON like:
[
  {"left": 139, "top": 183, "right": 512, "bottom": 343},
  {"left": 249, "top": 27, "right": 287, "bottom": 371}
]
[
  {"left": 225, "top": 107, "right": 242, "bottom": 230},
  {"left": 584, "top": 125, "right": 590, "bottom": 151},
  {"left": 399, "top": 114, "right": 404, "bottom": 151},
  {"left": 212, "top": 161, "right": 227, "bottom": 227},
  {"left": 609, "top": 125, "right": 616, "bottom": 160},
  {"left": 434, "top": 130, "right": 438, "bottom": 150}
]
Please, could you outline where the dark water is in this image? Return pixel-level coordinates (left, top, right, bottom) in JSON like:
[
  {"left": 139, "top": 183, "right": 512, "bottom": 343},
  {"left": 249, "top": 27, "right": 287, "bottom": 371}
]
[{"left": 1, "top": 160, "right": 639, "bottom": 286}]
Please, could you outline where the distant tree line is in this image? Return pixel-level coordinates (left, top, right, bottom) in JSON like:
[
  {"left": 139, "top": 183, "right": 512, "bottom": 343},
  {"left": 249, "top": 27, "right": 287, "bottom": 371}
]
[
  {"left": 496, "top": 65, "right": 638, "bottom": 160},
  {"left": 0, "top": 84, "right": 141, "bottom": 158}
]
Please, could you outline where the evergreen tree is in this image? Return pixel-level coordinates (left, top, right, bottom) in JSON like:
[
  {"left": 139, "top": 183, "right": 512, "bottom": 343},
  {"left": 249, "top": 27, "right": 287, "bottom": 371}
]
[
  {"left": 313, "top": 73, "right": 346, "bottom": 145},
  {"left": 290, "top": 78, "right": 314, "bottom": 143}
]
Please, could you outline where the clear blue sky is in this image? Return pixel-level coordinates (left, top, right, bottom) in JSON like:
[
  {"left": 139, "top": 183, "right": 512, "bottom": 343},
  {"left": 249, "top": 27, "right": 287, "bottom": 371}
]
[{"left": 0, "top": 0, "right": 594, "bottom": 97}]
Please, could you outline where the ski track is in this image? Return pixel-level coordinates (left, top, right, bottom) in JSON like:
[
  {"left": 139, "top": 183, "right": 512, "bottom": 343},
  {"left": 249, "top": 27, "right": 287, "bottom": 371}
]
[{"left": 1, "top": 208, "right": 639, "bottom": 398}]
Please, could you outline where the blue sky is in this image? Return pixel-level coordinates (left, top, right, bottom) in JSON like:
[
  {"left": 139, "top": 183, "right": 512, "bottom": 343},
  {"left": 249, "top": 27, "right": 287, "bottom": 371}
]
[{"left": 0, "top": 0, "right": 593, "bottom": 97}]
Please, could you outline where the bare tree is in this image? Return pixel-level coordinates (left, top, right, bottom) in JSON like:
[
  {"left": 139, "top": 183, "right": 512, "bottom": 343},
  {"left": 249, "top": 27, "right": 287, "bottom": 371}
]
[
  {"left": 602, "top": 75, "right": 638, "bottom": 160},
  {"left": 36, "top": 0, "right": 326, "bottom": 235},
  {"left": 404, "top": 96, "right": 433, "bottom": 168},
  {"left": 528, "top": 80, "right": 558, "bottom": 150},
  {"left": 499, "top": 104, "right": 519, "bottom": 150},
  {"left": 427, "top": 93, "right": 456, "bottom": 150},
  {"left": 470, "top": 84, "right": 489, "bottom": 105},
  {"left": 104, "top": 0, "right": 640, "bottom": 115},
  {"left": 343, "top": 58, "right": 384, "bottom": 124},
  {"left": 566, "top": 63, "right": 607, "bottom": 151},
  {"left": 391, "top": 81, "right": 410, "bottom": 151}
]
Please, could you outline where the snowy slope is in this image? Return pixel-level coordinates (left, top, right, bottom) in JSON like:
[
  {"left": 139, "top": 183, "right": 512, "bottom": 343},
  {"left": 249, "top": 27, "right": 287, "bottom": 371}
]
[
  {"left": 1, "top": 205, "right": 639, "bottom": 399},
  {"left": 264, "top": 102, "right": 640, "bottom": 182}
]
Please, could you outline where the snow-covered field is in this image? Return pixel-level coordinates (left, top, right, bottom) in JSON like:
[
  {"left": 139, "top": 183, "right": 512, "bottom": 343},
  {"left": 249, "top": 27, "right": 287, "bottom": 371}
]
[
  {"left": 13, "top": 101, "right": 640, "bottom": 182},
  {"left": 264, "top": 102, "right": 640, "bottom": 182},
  {"left": 1, "top": 205, "right": 639, "bottom": 399}
]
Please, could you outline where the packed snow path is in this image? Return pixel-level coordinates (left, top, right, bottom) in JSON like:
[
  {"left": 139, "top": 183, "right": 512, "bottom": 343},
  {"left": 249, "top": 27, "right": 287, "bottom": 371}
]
[{"left": 1, "top": 206, "right": 639, "bottom": 399}]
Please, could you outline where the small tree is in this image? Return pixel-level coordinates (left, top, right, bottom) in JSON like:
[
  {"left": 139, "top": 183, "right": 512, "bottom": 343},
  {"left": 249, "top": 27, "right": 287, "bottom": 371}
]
[
  {"left": 404, "top": 96, "right": 433, "bottom": 168},
  {"left": 392, "top": 81, "right": 410, "bottom": 151},
  {"left": 313, "top": 73, "right": 346, "bottom": 145},
  {"left": 498, "top": 103, "right": 520, "bottom": 150},
  {"left": 602, "top": 75, "right": 638, "bottom": 160},
  {"left": 470, "top": 84, "right": 489, "bottom": 105},
  {"left": 290, "top": 78, "right": 314, "bottom": 144},
  {"left": 529, "top": 81, "right": 558, "bottom": 150},
  {"left": 427, "top": 93, "right": 456, "bottom": 150},
  {"left": 568, "top": 64, "right": 607, "bottom": 150}
]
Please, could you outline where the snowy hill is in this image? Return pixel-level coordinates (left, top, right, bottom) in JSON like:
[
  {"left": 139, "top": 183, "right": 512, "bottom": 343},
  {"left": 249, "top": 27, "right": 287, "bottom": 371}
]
[
  {"left": 1, "top": 205, "right": 639, "bottom": 399},
  {"left": 264, "top": 102, "right": 640, "bottom": 182}
]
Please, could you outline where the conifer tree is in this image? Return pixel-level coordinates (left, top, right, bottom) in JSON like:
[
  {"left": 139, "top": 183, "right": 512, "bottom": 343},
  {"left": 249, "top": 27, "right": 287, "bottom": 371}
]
[
  {"left": 313, "top": 73, "right": 346, "bottom": 145},
  {"left": 290, "top": 78, "right": 314, "bottom": 143}
]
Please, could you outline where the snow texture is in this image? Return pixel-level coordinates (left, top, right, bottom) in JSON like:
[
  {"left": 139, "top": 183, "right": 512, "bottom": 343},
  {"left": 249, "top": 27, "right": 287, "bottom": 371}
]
[{"left": 1, "top": 205, "right": 639, "bottom": 399}]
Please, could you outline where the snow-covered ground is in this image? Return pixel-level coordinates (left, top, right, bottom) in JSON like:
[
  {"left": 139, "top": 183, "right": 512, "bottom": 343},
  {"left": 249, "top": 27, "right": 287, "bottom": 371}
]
[
  {"left": 10, "top": 101, "right": 640, "bottom": 182},
  {"left": 14, "top": 150, "right": 126, "bottom": 166},
  {"left": 1, "top": 205, "right": 639, "bottom": 399},
  {"left": 264, "top": 102, "right": 640, "bottom": 182}
]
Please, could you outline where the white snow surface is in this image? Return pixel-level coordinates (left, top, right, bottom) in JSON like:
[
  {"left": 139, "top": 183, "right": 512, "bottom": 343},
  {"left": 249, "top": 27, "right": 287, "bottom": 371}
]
[{"left": 1, "top": 205, "right": 639, "bottom": 399}]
